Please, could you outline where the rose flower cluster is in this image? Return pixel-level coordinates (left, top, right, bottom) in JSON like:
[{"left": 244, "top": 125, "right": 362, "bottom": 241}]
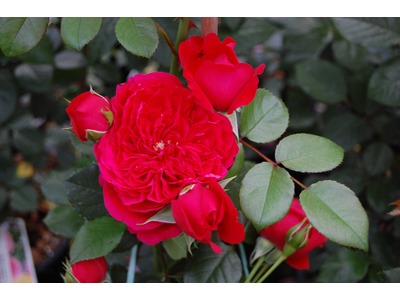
[{"left": 66, "top": 33, "right": 267, "bottom": 254}]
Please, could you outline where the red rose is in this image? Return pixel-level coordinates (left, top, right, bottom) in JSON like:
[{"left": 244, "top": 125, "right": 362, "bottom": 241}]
[
  {"left": 171, "top": 181, "right": 245, "bottom": 253},
  {"left": 66, "top": 91, "right": 112, "bottom": 141},
  {"left": 259, "top": 199, "right": 328, "bottom": 269},
  {"left": 71, "top": 257, "right": 108, "bottom": 283},
  {"left": 94, "top": 72, "right": 238, "bottom": 245},
  {"left": 179, "top": 33, "right": 265, "bottom": 114}
]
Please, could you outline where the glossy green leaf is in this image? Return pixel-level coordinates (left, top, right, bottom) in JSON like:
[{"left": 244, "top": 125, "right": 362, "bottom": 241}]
[
  {"left": 323, "top": 114, "right": 372, "bottom": 151},
  {"left": 225, "top": 143, "right": 244, "bottom": 179},
  {"left": 41, "top": 170, "right": 73, "bottom": 204},
  {"left": 0, "top": 17, "right": 48, "bottom": 57},
  {"left": 368, "top": 58, "right": 400, "bottom": 107},
  {"left": 0, "top": 70, "right": 17, "bottom": 125},
  {"left": 184, "top": 243, "right": 242, "bottom": 283},
  {"left": 65, "top": 165, "right": 109, "bottom": 220},
  {"left": 19, "top": 35, "right": 54, "bottom": 65},
  {"left": 362, "top": 142, "right": 393, "bottom": 176},
  {"left": 14, "top": 63, "right": 53, "bottom": 93},
  {"left": 9, "top": 185, "right": 38, "bottom": 212},
  {"left": 162, "top": 235, "right": 187, "bottom": 260},
  {"left": 275, "top": 134, "right": 344, "bottom": 173},
  {"left": 240, "top": 89, "right": 289, "bottom": 143},
  {"left": 44, "top": 205, "right": 85, "bottom": 238},
  {"left": 88, "top": 17, "right": 119, "bottom": 63},
  {"left": 240, "top": 162, "right": 294, "bottom": 231},
  {"left": 295, "top": 59, "right": 347, "bottom": 104},
  {"left": 61, "top": 17, "right": 102, "bottom": 51},
  {"left": 115, "top": 17, "right": 158, "bottom": 58},
  {"left": 317, "top": 248, "right": 369, "bottom": 283},
  {"left": 332, "top": 17, "right": 400, "bottom": 47},
  {"left": 70, "top": 216, "right": 126, "bottom": 264},
  {"left": 332, "top": 39, "right": 369, "bottom": 72},
  {"left": 300, "top": 180, "right": 369, "bottom": 251}
]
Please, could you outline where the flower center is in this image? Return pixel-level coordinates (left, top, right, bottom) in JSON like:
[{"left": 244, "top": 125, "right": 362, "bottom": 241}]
[{"left": 153, "top": 140, "right": 165, "bottom": 151}]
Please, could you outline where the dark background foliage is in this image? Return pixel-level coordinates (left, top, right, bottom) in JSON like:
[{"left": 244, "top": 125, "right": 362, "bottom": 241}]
[{"left": 0, "top": 17, "right": 400, "bottom": 283}]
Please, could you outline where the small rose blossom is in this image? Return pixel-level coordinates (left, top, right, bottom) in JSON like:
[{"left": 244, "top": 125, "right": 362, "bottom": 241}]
[
  {"left": 94, "top": 72, "right": 238, "bottom": 245},
  {"left": 171, "top": 181, "right": 245, "bottom": 253},
  {"left": 71, "top": 257, "right": 108, "bottom": 283},
  {"left": 259, "top": 198, "right": 328, "bottom": 270},
  {"left": 66, "top": 91, "right": 112, "bottom": 142},
  {"left": 179, "top": 33, "right": 265, "bottom": 114}
]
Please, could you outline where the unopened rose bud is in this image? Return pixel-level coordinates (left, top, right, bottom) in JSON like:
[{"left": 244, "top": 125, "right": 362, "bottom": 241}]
[
  {"left": 70, "top": 257, "right": 108, "bottom": 283},
  {"left": 65, "top": 88, "right": 113, "bottom": 142},
  {"left": 282, "top": 219, "right": 312, "bottom": 258}
]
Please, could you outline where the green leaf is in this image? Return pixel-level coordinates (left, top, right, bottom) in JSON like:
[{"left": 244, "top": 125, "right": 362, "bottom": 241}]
[
  {"left": 275, "top": 133, "right": 344, "bottom": 173},
  {"left": 225, "top": 143, "right": 244, "bottom": 179},
  {"left": 299, "top": 180, "right": 369, "bottom": 251},
  {"left": 69, "top": 133, "right": 96, "bottom": 160},
  {"left": 14, "top": 63, "right": 53, "bottom": 93},
  {"left": 0, "top": 70, "right": 17, "bottom": 125},
  {"left": 162, "top": 235, "right": 187, "bottom": 260},
  {"left": 239, "top": 162, "right": 294, "bottom": 231},
  {"left": 13, "top": 128, "right": 45, "bottom": 156},
  {"left": 295, "top": 59, "right": 347, "bottom": 104},
  {"left": 9, "top": 185, "right": 38, "bottom": 212},
  {"left": 0, "top": 17, "right": 48, "bottom": 57},
  {"left": 226, "top": 161, "right": 256, "bottom": 211},
  {"left": 366, "top": 178, "right": 399, "bottom": 213},
  {"left": 332, "top": 39, "right": 369, "bottom": 72},
  {"left": 184, "top": 243, "right": 242, "bottom": 283},
  {"left": 368, "top": 58, "right": 400, "bottom": 107},
  {"left": 139, "top": 204, "right": 175, "bottom": 225},
  {"left": 60, "top": 17, "right": 102, "bottom": 51},
  {"left": 41, "top": 170, "right": 73, "bottom": 204},
  {"left": 19, "top": 35, "right": 54, "bottom": 65},
  {"left": 381, "top": 268, "right": 400, "bottom": 283},
  {"left": 316, "top": 248, "right": 369, "bottom": 283},
  {"left": 362, "top": 142, "right": 393, "bottom": 176},
  {"left": 332, "top": 17, "right": 400, "bottom": 47},
  {"left": 70, "top": 216, "right": 126, "bottom": 264},
  {"left": 112, "top": 230, "right": 138, "bottom": 253},
  {"left": 65, "top": 165, "right": 109, "bottom": 220},
  {"left": 230, "top": 18, "right": 277, "bottom": 53},
  {"left": 240, "top": 89, "right": 289, "bottom": 143},
  {"left": 115, "top": 17, "right": 158, "bottom": 58},
  {"left": 323, "top": 114, "right": 372, "bottom": 151},
  {"left": 44, "top": 205, "right": 85, "bottom": 238},
  {"left": 88, "top": 17, "right": 119, "bottom": 63}
]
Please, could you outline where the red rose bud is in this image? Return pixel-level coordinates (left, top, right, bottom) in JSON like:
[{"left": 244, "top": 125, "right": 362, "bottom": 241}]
[
  {"left": 259, "top": 198, "right": 328, "bottom": 270},
  {"left": 171, "top": 181, "right": 245, "bottom": 253},
  {"left": 65, "top": 89, "right": 113, "bottom": 142},
  {"left": 179, "top": 33, "right": 265, "bottom": 114},
  {"left": 71, "top": 257, "right": 108, "bottom": 283}
]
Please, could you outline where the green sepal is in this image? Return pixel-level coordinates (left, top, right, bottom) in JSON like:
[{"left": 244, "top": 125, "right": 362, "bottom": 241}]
[
  {"left": 86, "top": 129, "right": 107, "bottom": 141},
  {"left": 102, "top": 108, "right": 114, "bottom": 126},
  {"left": 249, "top": 236, "right": 275, "bottom": 265}
]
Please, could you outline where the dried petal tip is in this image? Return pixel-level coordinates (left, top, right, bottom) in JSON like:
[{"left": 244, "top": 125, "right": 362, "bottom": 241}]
[
  {"left": 63, "top": 97, "right": 71, "bottom": 104},
  {"left": 388, "top": 200, "right": 400, "bottom": 216}
]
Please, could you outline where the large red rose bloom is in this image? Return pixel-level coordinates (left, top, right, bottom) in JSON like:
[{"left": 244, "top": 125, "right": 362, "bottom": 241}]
[{"left": 94, "top": 72, "right": 238, "bottom": 245}]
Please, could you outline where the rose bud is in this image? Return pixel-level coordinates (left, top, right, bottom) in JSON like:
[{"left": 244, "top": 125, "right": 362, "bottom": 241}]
[
  {"left": 65, "top": 89, "right": 113, "bottom": 142},
  {"left": 259, "top": 198, "right": 328, "bottom": 270},
  {"left": 171, "top": 181, "right": 245, "bottom": 253},
  {"left": 71, "top": 257, "right": 108, "bottom": 283},
  {"left": 179, "top": 33, "right": 265, "bottom": 114}
]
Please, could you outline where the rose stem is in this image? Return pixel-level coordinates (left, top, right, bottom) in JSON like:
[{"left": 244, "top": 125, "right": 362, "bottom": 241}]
[
  {"left": 154, "top": 21, "right": 177, "bottom": 59},
  {"left": 256, "top": 255, "right": 287, "bottom": 283},
  {"left": 252, "top": 263, "right": 271, "bottom": 283},
  {"left": 238, "top": 243, "right": 249, "bottom": 278},
  {"left": 157, "top": 244, "right": 169, "bottom": 281},
  {"left": 240, "top": 139, "right": 310, "bottom": 191},
  {"left": 170, "top": 17, "right": 190, "bottom": 77},
  {"left": 244, "top": 254, "right": 267, "bottom": 283},
  {"left": 201, "top": 17, "right": 218, "bottom": 37}
]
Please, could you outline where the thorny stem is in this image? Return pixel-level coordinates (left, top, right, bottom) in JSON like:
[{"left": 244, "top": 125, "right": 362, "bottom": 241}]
[
  {"left": 240, "top": 139, "right": 310, "bottom": 191},
  {"left": 170, "top": 17, "right": 190, "bottom": 77}
]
